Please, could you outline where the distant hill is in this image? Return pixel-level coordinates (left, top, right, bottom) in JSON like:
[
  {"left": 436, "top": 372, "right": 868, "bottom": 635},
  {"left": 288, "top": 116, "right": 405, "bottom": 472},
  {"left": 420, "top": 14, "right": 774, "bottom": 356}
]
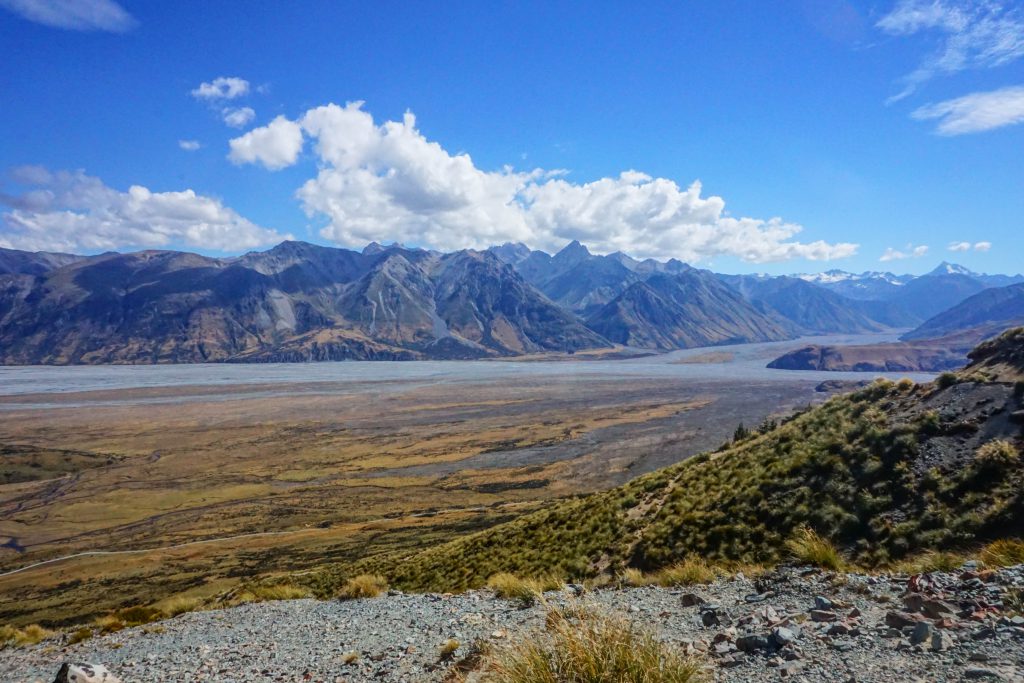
[
  {"left": 586, "top": 271, "right": 795, "bottom": 350},
  {"left": 0, "top": 247, "right": 85, "bottom": 276},
  {"left": 719, "top": 274, "right": 886, "bottom": 334},
  {"left": 0, "top": 243, "right": 608, "bottom": 364},
  {"left": 902, "top": 282, "right": 1024, "bottom": 342}
]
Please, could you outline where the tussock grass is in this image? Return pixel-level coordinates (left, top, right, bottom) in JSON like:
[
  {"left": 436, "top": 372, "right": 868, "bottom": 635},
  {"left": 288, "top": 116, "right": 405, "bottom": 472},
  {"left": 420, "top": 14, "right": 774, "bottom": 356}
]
[
  {"left": 247, "top": 584, "right": 310, "bottom": 601},
  {"left": 487, "top": 573, "right": 562, "bottom": 606},
  {"left": 786, "top": 526, "right": 844, "bottom": 570},
  {"left": 652, "top": 557, "right": 718, "bottom": 587},
  {"left": 338, "top": 574, "right": 388, "bottom": 600},
  {"left": 976, "top": 440, "right": 1020, "bottom": 468},
  {"left": 485, "top": 606, "right": 705, "bottom": 682},
  {"left": 620, "top": 568, "right": 653, "bottom": 587},
  {"left": 0, "top": 624, "right": 54, "bottom": 648},
  {"left": 67, "top": 627, "right": 93, "bottom": 645},
  {"left": 157, "top": 595, "right": 204, "bottom": 617},
  {"left": 981, "top": 539, "right": 1024, "bottom": 568},
  {"left": 439, "top": 638, "right": 460, "bottom": 660},
  {"left": 893, "top": 550, "right": 968, "bottom": 574}
]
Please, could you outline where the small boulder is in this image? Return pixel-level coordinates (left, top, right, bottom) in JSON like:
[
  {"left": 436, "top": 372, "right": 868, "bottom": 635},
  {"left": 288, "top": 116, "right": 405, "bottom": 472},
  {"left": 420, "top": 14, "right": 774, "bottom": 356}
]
[
  {"left": 735, "top": 633, "right": 770, "bottom": 652},
  {"left": 810, "top": 609, "right": 838, "bottom": 622},
  {"left": 771, "top": 626, "right": 798, "bottom": 647},
  {"left": 910, "top": 621, "right": 934, "bottom": 645},
  {"left": 680, "top": 592, "right": 706, "bottom": 607},
  {"left": 53, "top": 663, "right": 121, "bottom": 683},
  {"left": 886, "top": 611, "right": 923, "bottom": 629}
]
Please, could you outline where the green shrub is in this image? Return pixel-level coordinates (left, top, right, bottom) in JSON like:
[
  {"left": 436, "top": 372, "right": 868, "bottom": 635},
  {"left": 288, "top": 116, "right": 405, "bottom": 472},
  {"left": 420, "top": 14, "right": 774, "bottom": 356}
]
[{"left": 936, "top": 372, "right": 959, "bottom": 389}]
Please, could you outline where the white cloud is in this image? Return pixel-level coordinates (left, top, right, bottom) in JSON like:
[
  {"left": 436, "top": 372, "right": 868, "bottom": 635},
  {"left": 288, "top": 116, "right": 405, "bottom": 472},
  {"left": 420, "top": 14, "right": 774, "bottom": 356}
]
[
  {"left": 178, "top": 139, "right": 201, "bottom": 151},
  {"left": 912, "top": 85, "right": 1024, "bottom": 134},
  {"left": 222, "top": 106, "right": 255, "bottom": 128},
  {"left": 0, "top": 167, "right": 287, "bottom": 252},
  {"left": 0, "top": 0, "right": 135, "bottom": 31},
  {"left": 880, "top": 244, "right": 929, "bottom": 261},
  {"left": 877, "top": 1, "right": 1024, "bottom": 101},
  {"left": 948, "top": 240, "right": 971, "bottom": 251},
  {"left": 228, "top": 102, "right": 858, "bottom": 263},
  {"left": 228, "top": 116, "right": 304, "bottom": 171},
  {"left": 974, "top": 240, "right": 992, "bottom": 251},
  {"left": 191, "top": 77, "right": 250, "bottom": 101}
]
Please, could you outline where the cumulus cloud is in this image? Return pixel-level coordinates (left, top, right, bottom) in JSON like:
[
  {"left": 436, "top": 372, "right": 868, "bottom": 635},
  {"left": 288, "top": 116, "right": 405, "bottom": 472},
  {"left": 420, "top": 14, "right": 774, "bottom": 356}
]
[
  {"left": 178, "top": 139, "right": 201, "bottom": 151},
  {"left": 228, "top": 116, "right": 304, "bottom": 170},
  {"left": 877, "top": 1, "right": 1024, "bottom": 101},
  {"left": 912, "top": 85, "right": 1024, "bottom": 134},
  {"left": 0, "top": 0, "right": 135, "bottom": 31},
  {"left": 222, "top": 106, "right": 255, "bottom": 129},
  {"left": 228, "top": 102, "right": 858, "bottom": 263},
  {"left": 191, "top": 77, "right": 250, "bottom": 101},
  {"left": 880, "top": 244, "right": 929, "bottom": 261},
  {"left": 948, "top": 240, "right": 992, "bottom": 252},
  {"left": 0, "top": 167, "right": 287, "bottom": 252}
]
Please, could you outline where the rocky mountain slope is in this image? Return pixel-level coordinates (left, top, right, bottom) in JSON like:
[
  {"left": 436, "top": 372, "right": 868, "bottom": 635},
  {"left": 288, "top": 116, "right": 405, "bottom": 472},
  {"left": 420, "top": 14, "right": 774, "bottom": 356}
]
[
  {"left": 0, "top": 242, "right": 607, "bottom": 364},
  {"left": 720, "top": 274, "right": 886, "bottom": 335},
  {"left": 903, "top": 283, "right": 1024, "bottom": 343},
  {"left": 585, "top": 271, "right": 795, "bottom": 350},
  {"left": 0, "top": 247, "right": 84, "bottom": 276},
  {"left": 765, "top": 337, "right": 970, "bottom": 372}
]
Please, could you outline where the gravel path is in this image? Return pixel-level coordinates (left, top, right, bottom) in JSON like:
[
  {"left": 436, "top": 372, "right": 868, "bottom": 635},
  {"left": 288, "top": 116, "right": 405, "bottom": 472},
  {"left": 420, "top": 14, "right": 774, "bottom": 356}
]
[{"left": 3, "top": 565, "right": 1023, "bottom": 682}]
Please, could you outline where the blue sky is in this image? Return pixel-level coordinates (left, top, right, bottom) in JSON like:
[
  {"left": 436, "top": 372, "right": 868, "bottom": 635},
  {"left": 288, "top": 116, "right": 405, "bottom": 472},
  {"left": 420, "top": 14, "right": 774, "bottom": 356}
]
[{"left": 0, "top": 0, "right": 1022, "bottom": 275}]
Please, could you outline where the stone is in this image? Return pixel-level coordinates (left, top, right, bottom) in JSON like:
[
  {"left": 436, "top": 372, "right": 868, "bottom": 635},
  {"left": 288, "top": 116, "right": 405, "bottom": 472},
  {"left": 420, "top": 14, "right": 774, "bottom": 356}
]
[
  {"left": 930, "top": 630, "right": 953, "bottom": 651},
  {"left": 771, "top": 626, "right": 797, "bottom": 647},
  {"left": 814, "top": 596, "right": 834, "bottom": 610},
  {"left": 701, "top": 609, "right": 721, "bottom": 627},
  {"left": 964, "top": 668, "right": 1004, "bottom": 680},
  {"left": 828, "top": 622, "right": 851, "bottom": 637},
  {"left": 810, "top": 609, "right": 838, "bottom": 622},
  {"left": 779, "top": 661, "right": 802, "bottom": 678},
  {"left": 921, "top": 598, "right": 957, "bottom": 619},
  {"left": 680, "top": 592, "right": 706, "bottom": 607},
  {"left": 735, "top": 634, "right": 770, "bottom": 652},
  {"left": 53, "top": 663, "right": 121, "bottom": 683},
  {"left": 886, "top": 611, "right": 923, "bottom": 629},
  {"left": 910, "top": 621, "right": 934, "bottom": 645}
]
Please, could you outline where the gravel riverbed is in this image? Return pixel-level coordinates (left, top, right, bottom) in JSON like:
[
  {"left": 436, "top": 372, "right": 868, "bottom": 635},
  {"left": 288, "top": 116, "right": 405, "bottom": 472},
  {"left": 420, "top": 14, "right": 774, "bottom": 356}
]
[{"left": 3, "top": 565, "right": 1023, "bottom": 682}]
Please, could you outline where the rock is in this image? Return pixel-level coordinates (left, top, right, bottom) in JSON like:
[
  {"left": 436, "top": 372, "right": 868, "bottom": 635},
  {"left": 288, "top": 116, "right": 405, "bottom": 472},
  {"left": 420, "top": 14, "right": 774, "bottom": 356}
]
[
  {"left": 886, "top": 611, "right": 923, "bottom": 629},
  {"left": 779, "top": 661, "right": 802, "bottom": 678},
  {"left": 929, "top": 629, "right": 954, "bottom": 652},
  {"left": 810, "top": 609, "right": 838, "bottom": 622},
  {"left": 701, "top": 607, "right": 722, "bottom": 627},
  {"left": 814, "top": 596, "right": 834, "bottom": 610},
  {"left": 53, "top": 663, "right": 121, "bottom": 683},
  {"left": 921, "top": 598, "right": 957, "bottom": 619},
  {"left": 680, "top": 593, "right": 706, "bottom": 607},
  {"left": 972, "top": 627, "right": 997, "bottom": 640},
  {"left": 771, "top": 626, "right": 797, "bottom": 647},
  {"left": 828, "top": 622, "right": 851, "bottom": 637},
  {"left": 910, "top": 621, "right": 935, "bottom": 645},
  {"left": 964, "top": 668, "right": 1004, "bottom": 680},
  {"left": 735, "top": 633, "right": 770, "bottom": 652},
  {"left": 564, "top": 583, "right": 585, "bottom": 596}
]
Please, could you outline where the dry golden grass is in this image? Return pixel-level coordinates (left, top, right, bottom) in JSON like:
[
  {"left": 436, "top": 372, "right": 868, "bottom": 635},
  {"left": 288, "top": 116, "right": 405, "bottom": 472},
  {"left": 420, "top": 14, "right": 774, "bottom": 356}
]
[
  {"left": 484, "top": 606, "right": 705, "bottom": 682},
  {"left": 652, "top": 558, "right": 718, "bottom": 587},
  {"left": 486, "top": 573, "right": 562, "bottom": 606},
  {"left": 0, "top": 623, "right": 54, "bottom": 648},
  {"left": 440, "top": 638, "right": 461, "bottom": 660},
  {"left": 892, "top": 550, "right": 968, "bottom": 574},
  {"left": 338, "top": 574, "right": 388, "bottom": 600},
  {"left": 786, "top": 526, "right": 845, "bottom": 571},
  {"left": 976, "top": 440, "right": 1020, "bottom": 467},
  {"left": 981, "top": 539, "right": 1024, "bottom": 568}
]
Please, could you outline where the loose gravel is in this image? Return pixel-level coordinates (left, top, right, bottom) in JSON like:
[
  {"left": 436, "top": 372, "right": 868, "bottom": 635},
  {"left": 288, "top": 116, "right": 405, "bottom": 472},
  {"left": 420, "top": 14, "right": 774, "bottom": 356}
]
[{"left": 4, "top": 565, "right": 1023, "bottom": 682}]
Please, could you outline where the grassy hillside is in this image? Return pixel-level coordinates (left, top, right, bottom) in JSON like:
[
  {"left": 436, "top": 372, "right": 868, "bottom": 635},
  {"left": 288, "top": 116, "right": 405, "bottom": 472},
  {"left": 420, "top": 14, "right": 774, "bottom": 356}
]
[{"left": 309, "top": 331, "right": 1024, "bottom": 596}]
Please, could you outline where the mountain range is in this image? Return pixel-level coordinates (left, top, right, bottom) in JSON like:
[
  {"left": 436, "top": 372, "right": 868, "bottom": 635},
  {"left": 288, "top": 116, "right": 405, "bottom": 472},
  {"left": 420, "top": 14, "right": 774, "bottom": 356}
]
[{"left": 1, "top": 240, "right": 1022, "bottom": 365}]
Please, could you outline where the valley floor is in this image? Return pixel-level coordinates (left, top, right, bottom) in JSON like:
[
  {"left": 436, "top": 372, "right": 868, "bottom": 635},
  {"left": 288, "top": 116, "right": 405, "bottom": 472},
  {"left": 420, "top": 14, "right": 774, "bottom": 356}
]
[{"left": 3, "top": 564, "right": 1022, "bottom": 682}]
